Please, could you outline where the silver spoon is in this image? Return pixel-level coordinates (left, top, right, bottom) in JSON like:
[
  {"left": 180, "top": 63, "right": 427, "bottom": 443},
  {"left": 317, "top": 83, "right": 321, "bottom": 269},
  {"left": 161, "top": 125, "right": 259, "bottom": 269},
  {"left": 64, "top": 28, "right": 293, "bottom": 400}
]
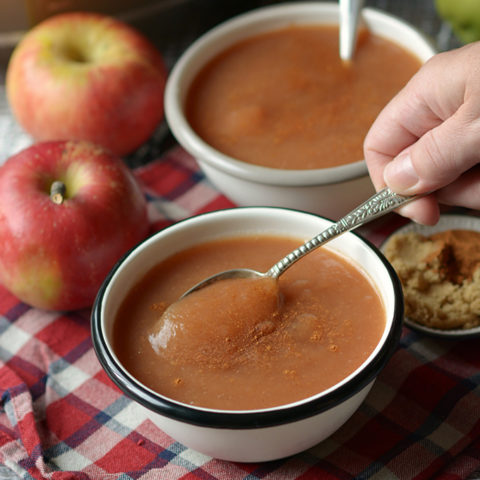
[
  {"left": 181, "top": 187, "right": 417, "bottom": 298},
  {"left": 339, "top": 0, "right": 365, "bottom": 62}
]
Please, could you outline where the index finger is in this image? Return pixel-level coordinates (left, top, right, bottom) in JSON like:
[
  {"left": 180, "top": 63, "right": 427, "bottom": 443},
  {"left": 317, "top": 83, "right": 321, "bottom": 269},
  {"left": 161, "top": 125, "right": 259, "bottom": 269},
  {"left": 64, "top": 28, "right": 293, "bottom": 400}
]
[{"left": 363, "top": 84, "right": 441, "bottom": 189}]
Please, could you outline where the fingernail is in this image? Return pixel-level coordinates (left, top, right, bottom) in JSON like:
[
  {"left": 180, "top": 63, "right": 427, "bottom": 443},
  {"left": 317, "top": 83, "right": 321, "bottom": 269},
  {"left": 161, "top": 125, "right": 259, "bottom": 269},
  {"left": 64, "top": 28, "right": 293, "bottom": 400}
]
[{"left": 384, "top": 153, "right": 419, "bottom": 192}]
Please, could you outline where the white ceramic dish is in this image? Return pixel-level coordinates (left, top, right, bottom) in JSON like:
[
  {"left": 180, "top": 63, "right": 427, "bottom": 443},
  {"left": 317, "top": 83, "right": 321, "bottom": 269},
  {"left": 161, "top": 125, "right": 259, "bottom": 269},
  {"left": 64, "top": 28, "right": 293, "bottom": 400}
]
[
  {"left": 380, "top": 213, "right": 480, "bottom": 339},
  {"left": 92, "top": 207, "right": 403, "bottom": 462},
  {"left": 164, "top": 2, "right": 436, "bottom": 219}
]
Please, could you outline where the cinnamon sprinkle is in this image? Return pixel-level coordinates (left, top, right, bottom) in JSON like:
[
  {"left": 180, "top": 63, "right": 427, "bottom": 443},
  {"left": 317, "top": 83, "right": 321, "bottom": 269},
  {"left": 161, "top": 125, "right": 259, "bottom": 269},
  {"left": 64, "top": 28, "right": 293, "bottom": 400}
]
[{"left": 426, "top": 230, "right": 480, "bottom": 284}]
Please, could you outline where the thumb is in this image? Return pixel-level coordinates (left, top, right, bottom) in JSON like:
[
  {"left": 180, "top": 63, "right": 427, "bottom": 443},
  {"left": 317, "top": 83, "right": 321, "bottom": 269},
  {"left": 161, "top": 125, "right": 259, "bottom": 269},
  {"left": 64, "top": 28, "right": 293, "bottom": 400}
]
[{"left": 383, "top": 107, "right": 480, "bottom": 195}]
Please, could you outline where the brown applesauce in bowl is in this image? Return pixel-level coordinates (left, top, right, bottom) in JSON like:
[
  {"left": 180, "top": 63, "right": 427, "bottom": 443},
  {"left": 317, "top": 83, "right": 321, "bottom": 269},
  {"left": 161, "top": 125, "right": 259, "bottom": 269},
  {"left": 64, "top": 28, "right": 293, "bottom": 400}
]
[
  {"left": 113, "top": 235, "right": 385, "bottom": 411},
  {"left": 186, "top": 25, "right": 422, "bottom": 170}
]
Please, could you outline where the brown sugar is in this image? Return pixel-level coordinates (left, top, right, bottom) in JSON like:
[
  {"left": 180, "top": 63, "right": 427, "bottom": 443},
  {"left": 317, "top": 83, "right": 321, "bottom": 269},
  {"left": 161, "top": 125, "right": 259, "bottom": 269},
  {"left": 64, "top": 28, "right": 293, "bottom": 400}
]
[{"left": 384, "top": 229, "right": 480, "bottom": 330}]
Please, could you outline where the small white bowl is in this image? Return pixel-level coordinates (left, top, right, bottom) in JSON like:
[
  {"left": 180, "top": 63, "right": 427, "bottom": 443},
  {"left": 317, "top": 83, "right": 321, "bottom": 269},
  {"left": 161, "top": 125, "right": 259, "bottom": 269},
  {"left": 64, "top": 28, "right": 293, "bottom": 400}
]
[
  {"left": 164, "top": 2, "right": 436, "bottom": 219},
  {"left": 92, "top": 207, "right": 403, "bottom": 462}
]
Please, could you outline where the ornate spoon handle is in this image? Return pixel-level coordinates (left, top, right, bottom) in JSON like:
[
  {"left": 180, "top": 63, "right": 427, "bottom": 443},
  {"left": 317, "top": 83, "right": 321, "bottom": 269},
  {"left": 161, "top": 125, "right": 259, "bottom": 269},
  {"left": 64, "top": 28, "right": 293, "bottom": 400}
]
[{"left": 267, "top": 187, "right": 416, "bottom": 278}]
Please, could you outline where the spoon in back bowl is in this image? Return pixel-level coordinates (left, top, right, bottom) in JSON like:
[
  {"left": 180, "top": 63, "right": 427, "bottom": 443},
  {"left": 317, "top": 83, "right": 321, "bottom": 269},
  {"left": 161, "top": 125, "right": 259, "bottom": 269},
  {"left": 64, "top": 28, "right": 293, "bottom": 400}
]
[
  {"left": 339, "top": 0, "right": 365, "bottom": 62},
  {"left": 180, "top": 187, "right": 417, "bottom": 299}
]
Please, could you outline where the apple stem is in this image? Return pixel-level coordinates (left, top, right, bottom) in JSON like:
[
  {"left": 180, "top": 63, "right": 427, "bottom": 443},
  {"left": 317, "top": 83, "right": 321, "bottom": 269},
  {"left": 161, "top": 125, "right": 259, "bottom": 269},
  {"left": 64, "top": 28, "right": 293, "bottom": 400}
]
[{"left": 50, "top": 180, "right": 66, "bottom": 205}]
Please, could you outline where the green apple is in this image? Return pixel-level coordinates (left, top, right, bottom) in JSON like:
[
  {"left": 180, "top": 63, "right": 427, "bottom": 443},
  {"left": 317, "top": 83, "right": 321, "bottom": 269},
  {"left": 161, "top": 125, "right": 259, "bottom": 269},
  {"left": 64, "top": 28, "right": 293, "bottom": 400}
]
[{"left": 436, "top": 0, "right": 480, "bottom": 43}]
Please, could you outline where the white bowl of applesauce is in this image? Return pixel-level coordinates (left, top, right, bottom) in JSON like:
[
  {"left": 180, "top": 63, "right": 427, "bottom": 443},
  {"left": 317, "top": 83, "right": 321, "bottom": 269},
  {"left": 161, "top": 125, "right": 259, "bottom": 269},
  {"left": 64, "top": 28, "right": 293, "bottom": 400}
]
[
  {"left": 92, "top": 207, "right": 403, "bottom": 462},
  {"left": 164, "top": 2, "right": 436, "bottom": 219}
]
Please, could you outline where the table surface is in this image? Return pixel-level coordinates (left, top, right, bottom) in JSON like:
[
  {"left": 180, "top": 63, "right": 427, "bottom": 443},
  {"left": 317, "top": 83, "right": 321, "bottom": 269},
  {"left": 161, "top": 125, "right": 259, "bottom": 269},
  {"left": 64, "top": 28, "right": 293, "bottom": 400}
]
[{"left": 0, "top": 1, "right": 479, "bottom": 479}]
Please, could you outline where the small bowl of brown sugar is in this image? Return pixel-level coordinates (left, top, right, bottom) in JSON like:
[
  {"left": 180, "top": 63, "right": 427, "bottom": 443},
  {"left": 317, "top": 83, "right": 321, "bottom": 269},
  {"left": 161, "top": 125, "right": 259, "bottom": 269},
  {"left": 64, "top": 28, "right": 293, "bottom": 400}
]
[{"left": 381, "top": 213, "right": 480, "bottom": 338}]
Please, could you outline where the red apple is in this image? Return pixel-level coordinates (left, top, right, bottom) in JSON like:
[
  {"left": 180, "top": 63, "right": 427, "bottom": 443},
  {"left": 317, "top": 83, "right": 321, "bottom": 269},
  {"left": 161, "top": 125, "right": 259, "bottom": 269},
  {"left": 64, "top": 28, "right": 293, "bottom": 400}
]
[
  {"left": 0, "top": 140, "right": 150, "bottom": 311},
  {"left": 6, "top": 12, "right": 167, "bottom": 156}
]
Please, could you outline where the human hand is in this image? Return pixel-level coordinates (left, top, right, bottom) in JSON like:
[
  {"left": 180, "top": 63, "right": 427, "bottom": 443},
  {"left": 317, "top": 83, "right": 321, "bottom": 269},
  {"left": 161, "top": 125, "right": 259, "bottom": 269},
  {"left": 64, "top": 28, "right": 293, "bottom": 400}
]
[{"left": 363, "top": 41, "right": 480, "bottom": 225}]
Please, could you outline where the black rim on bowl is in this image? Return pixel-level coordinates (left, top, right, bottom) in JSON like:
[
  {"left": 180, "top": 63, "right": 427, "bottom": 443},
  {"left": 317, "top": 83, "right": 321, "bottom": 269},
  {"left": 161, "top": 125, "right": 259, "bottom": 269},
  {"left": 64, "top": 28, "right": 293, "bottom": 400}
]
[{"left": 91, "top": 207, "right": 404, "bottom": 429}]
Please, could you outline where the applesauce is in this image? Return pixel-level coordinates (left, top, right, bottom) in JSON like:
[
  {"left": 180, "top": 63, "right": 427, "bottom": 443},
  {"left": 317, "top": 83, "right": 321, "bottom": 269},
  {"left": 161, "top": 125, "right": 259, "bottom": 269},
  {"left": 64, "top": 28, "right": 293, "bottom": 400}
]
[
  {"left": 113, "top": 235, "right": 385, "bottom": 410},
  {"left": 186, "top": 25, "right": 422, "bottom": 169}
]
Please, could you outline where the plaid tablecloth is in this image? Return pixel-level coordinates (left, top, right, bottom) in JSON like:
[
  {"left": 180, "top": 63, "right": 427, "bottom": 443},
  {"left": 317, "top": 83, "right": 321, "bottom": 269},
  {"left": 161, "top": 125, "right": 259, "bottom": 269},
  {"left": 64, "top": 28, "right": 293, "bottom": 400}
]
[{"left": 0, "top": 146, "right": 479, "bottom": 480}]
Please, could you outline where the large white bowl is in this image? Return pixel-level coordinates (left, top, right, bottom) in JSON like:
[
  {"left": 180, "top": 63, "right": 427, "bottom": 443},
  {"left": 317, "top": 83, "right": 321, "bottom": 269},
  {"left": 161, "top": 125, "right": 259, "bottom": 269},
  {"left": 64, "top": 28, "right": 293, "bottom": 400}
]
[
  {"left": 164, "top": 2, "right": 436, "bottom": 219},
  {"left": 92, "top": 207, "right": 403, "bottom": 462}
]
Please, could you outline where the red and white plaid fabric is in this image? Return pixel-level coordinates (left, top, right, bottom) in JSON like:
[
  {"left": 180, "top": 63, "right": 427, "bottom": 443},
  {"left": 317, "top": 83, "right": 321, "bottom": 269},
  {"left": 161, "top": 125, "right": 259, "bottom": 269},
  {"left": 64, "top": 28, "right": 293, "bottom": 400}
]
[{"left": 0, "top": 146, "right": 479, "bottom": 479}]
